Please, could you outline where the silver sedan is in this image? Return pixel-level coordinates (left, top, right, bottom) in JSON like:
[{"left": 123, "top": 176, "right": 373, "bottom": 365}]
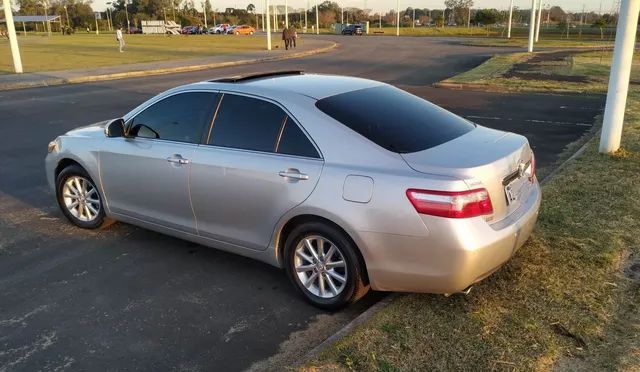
[{"left": 45, "top": 72, "right": 541, "bottom": 309}]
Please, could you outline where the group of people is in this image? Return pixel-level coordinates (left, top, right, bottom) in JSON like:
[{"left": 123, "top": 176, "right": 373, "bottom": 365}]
[{"left": 282, "top": 26, "right": 297, "bottom": 50}]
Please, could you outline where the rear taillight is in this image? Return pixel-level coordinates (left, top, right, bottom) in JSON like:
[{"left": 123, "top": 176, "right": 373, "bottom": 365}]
[{"left": 406, "top": 188, "right": 494, "bottom": 219}]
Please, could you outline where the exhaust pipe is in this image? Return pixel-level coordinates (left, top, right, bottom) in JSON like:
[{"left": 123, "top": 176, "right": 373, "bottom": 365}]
[{"left": 443, "top": 285, "right": 473, "bottom": 297}]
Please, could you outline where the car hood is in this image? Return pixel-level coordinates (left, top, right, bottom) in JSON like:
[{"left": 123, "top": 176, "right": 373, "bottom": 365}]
[{"left": 65, "top": 120, "right": 110, "bottom": 138}]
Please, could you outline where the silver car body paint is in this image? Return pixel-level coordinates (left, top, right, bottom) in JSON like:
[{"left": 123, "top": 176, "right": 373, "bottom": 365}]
[{"left": 45, "top": 74, "right": 541, "bottom": 294}]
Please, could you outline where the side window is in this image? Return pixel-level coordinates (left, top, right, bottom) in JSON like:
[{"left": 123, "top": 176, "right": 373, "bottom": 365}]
[
  {"left": 129, "top": 92, "right": 218, "bottom": 144},
  {"left": 276, "top": 118, "right": 320, "bottom": 158},
  {"left": 209, "top": 94, "right": 286, "bottom": 152}
]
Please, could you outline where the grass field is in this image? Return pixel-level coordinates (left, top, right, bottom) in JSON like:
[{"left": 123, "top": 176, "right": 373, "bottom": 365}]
[
  {"left": 442, "top": 50, "right": 640, "bottom": 94},
  {"left": 0, "top": 34, "right": 267, "bottom": 73},
  {"left": 462, "top": 37, "right": 615, "bottom": 48},
  {"left": 306, "top": 51, "right": 640, "bottom": 371}
]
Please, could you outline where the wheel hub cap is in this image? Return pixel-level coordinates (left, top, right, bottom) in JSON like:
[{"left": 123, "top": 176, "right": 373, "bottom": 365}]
[
  {"left": 62, "top": 176, "right": 101, "bottom": 222},
  {"left": 294, "top": 235, "right": 348, "bottom": 299}
]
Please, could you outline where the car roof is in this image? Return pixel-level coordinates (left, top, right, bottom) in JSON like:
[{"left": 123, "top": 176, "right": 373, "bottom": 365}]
[{"left": 190, "top": 73, "right": 383, "bottom": 100}]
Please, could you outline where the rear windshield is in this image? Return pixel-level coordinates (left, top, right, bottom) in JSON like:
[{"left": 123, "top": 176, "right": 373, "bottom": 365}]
[{"left": 315, "top": 85, "right": 475, "bottom": 153}]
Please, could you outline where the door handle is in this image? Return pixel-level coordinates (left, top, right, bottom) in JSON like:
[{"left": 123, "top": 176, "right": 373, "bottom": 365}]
[
  {"left": 279, "top": 169, "right": 309, "bottom": 180},
  {"left": 166, "top": 155, "right": 190, "bottom": 165}
]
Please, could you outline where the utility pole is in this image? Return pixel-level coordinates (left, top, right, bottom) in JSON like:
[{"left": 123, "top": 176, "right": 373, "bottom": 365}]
[
  {"left": 507, "top": 0, "right": 513, "bottom": 38},
  {"left": 202, "top": 1, "right": 207, "bottom": 28},
  {"left": 273, "top": 4, "right": 277, "bottom": 31},
  {"left": 599, "top": 0, "right": 640, "bottom": 153},
  {"left": 341, "top": 4, "right": 343, "bottom": 24},
  {"left": 94, "top": 12, "right": 99, "bottom": 34},
  {"left": 2, "top": 0, "right": 23, "bottom": 73},
  {"left": 315, "top": 3, "right": 318, "bottom": 34},
  {"left": 266, "top": 0, "right": 271, "bottom": 49},
  {"left": 412, "top": 8, "right": 415, "bottom": 28},
  {"left": 124, "top": 0, "right": 130, "bottom": 31},
  {"left": 42, "top": 0, "right": 52, "bottom": 36},
  {"left": 305, "top": 0, "right": 308, "bottom": 31},
  {"left": 534, "top": 0, "right": 542, "bottom": 41},
  {"left": 379, "top": 12, "right": 381, "bottom": 28},
  {"left": 172, "top": 1, "right": 176, "bottom": 21},
  {"left": 527, "top": 0, "right": 536, "bottom": 52},
  {"left": 285, "top": 0, "right": 288, "bottom": 27},
  {"left": 63, "top": 4, "right": 71, "bottom": 30},
  {"left": 467, "top": 6, "right": 470, "bottom": 27},
  {"left": 395, "top": 0, "right": 399, "bottom": 36}
]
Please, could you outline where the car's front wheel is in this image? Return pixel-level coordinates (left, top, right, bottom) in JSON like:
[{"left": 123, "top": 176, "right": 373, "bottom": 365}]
[
  {"left": 284, "top": 222, "right": 369, "bottom": 310},
  {"left": 56, "top": 164, "right": 109, "bottom": 229}
]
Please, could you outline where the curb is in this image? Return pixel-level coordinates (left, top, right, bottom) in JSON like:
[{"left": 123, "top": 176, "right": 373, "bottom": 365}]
[
  {"left": 300, "top": 293, "right": 398, "bottom": 364},
  {"left": 0, "top": 42, "right": 338, "bottom": 91}
]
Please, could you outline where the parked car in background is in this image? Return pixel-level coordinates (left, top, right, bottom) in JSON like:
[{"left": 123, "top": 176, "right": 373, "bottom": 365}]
[
  {"left": 342, "top": 24, "right": 363, "bottom": 35},
  {"left": 212, "top": 23, "right": 230, "bottom": 34},
  {"left": 225, "top": 25, "right": 237, "bottom": 34},
  {"left": 231, "top": 25, "right": 255, "bottom": 35},
  {"left": 181, "top": 25, "right": 200, "bottom": 34},
  {"left": 45, "top": 71, "right": 541, "bottom": 310},
  {"left": 128, "top": 26, "right": 142, "bottom": 34}
]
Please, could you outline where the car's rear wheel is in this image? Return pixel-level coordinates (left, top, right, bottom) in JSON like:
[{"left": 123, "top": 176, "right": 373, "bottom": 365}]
[
  {"left": 56, "top": 165, "right": 109, "bottom": 229},
  {"left": 284, "top": 222, "right": 369, "bottom": 310}
]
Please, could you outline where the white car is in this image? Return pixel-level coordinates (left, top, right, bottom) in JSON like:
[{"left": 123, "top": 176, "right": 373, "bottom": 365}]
[{"left": 211, "top": 23, "right": 230, "bottom": 34}]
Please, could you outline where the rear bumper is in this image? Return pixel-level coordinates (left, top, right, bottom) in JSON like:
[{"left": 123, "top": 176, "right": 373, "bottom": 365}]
[{"left": 360, "top": 180, "right": 541, "bottom": 293}]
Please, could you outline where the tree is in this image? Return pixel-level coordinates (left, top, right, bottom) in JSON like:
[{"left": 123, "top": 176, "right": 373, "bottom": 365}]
[
  {"left": 591, "top": 17, "right": 606, "bottom": 39},
  {"left": 473, "top": 8, "right": 500, "bottom": 25},
  {"left": 246, "top": 3, "right": 254, "bottom": 13},
  {"left": 444, "top": 0, "right": 473, "bottom": 26}
]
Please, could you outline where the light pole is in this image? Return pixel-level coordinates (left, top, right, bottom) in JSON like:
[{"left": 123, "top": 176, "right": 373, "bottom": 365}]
[
  {"left": 266, "top": 0, "right": 271, "bottom": 49},
  {"left": 285, "top": 0, "right": 288, "bottom": 27},
  {"left": 599, "top": 0, "right": 640, "bottom": 153},
  {"left": 304, "top": 0, "right": 308, "bottom": 31},
  {"left": 507, "top": 0, "right": 513, "bottom": 38},
  {"left": 201, "top": 1, "right": 207, "bottom": 28},
  {"left": 262, "top": 0, "right": 266, "bottom": 31},
  {"left": 379, "top": 12, "right": 381, "bottom": 28},
  {"left": 94, "top": 12, "right": 99, "bottom": 34},
  {"left": 412, "top": 8, "right": 415, "bottom": 28},
  {"left": 534, "top": 0, "right": 542, "bottom": 41},
  {"left": 315, "top": 3, "right": 318, "bottom": 34},
  {"left": 63, "top": 4, "right": 71, "bottom": 30},
  {"left": 124, "top": 0, "right": 130, "bottom": 31},
  {"left": 341, "top": 4, "right": 343, "bottom": 24},
  {"left": 527, "top": 0, "right": 536, "bottom": 52},
  {"left": 42, "top": 0, "right": 52, "bottom": 36},
  {"left": 395, "top": 0, "right": 399, "bottom": 36},
  {"left": 2, "top": 0, "right": 23, "bottom": 73}
]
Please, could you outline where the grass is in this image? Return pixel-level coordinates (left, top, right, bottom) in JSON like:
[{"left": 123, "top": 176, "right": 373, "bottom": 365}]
[
  {"left": 0, "top": 33, "right": 268, "bottom": 73},
  {"left": 462, "top": 37, "right": 615, "bottom": 48},
  {"left": 306, "top": 50, "right": 640, "bottom": 371},
  {"left": 443, "top": 50, "right": 640, "bottom": 94}
]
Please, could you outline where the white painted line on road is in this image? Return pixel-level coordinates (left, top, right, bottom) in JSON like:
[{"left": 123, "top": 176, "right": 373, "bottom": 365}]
[{"left": 465, "top": 115, "right": 592, "bottom": 127}]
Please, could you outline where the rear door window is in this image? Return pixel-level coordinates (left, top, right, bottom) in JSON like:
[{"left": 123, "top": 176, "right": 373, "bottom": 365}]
[
  {"left": 315, "top": 85, "right": 475, "bottom": 153},
  {"left": 208, "top": 94, "right": 319, "bottom": 158}
]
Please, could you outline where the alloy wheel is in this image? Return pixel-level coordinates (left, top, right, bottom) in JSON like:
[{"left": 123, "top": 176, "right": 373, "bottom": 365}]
[
  {"left": 62, "top": 176, "right": 101, "bottom": 222},
  {"left": 294, "top": 235, "right": 348, "bottom": 299}
]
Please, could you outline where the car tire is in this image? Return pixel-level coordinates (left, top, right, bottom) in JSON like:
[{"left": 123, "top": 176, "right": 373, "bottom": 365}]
[
  {"left": 56, "top": 164, "right": 111, "bottom": 229},
  {"left": 249, "top": 31, "right": 254, "bottom": 35},
  {"left": 284, "top": 222, "right": 369, "bottom": 310}
]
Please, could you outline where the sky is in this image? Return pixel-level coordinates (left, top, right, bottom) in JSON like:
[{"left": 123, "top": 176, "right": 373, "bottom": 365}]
[{"left": 88, "top": 0, "right": 619, "bottom": 16}]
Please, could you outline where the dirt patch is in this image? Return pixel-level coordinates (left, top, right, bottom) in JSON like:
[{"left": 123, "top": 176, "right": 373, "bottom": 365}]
[
  {"left": 504, "top": 50, "right": 594, "bottom": 83},
  {"left": 624, "top": 252, "right": 640, "bottom": 284}
]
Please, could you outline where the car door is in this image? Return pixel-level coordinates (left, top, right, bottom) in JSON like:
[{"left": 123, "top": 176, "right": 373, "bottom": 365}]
[
  {"left": 190, "top": 93, "right": 324, "bottom": 251},
  {"left": 100, "top": 91, "right": 219, "bottom": 234}
]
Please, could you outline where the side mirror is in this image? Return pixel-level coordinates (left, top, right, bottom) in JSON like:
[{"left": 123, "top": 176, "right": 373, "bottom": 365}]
[{"left": 105, "top": 118, "right": 126, "bottom": 138}]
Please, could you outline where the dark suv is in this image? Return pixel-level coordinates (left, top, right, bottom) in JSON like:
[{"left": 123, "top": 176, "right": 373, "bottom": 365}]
[{"left": 341, "top": 24, "right": 363, "bottom": 35}]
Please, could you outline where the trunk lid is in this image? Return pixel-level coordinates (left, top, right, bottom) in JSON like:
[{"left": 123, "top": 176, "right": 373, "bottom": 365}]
[{"left": 401, "top": 126, "right": 534, "bottom": 222}]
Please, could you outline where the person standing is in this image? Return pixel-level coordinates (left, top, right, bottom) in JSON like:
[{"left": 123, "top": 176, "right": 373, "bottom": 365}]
[
  {"left": 282, "top": 27, "right": 290, "bottom": 50},
  {"left": 116, "top": 26, "right": 125, "bottom": 53},
  {"left": 288, "top": 25, "right": 297, "bottom": 48}
]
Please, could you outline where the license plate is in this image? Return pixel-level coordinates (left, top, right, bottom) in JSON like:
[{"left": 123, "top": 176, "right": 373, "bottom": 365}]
[{"left": 505, "top": 176, "right": 526, "bottom": 205}]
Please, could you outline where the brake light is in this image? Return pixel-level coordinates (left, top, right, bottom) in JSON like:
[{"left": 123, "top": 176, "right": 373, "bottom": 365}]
[{"left": 406, "top": 188, "right": 494, "bottom": 218}]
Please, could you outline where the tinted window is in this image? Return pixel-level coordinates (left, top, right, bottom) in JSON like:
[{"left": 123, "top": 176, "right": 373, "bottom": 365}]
[
  {"left": 209, "top": 94, "right": 286, "bottom": 152},
  {"left": 130, "top": 92, "right": 218, "bottom": 143},
  {"left": 276, "top": 118, "right": 320, "bottom": 158},
  {"left": 315, "top": 85, "right": 475, "bottom": 153}
]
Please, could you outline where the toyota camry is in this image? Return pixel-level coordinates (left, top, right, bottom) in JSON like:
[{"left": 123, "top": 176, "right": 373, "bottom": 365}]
[{"left": 45, "top": 71, "right": 541, "bottom": 309}]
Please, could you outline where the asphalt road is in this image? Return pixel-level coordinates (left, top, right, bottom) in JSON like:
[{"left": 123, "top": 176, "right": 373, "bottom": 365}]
[{"left": 0, "top": 35, "right": 604, "bottom": 371}]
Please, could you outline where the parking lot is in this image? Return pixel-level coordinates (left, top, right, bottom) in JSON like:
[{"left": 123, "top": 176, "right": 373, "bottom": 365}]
[{"left": 0, "top": 35, "right": 605, "bottom": 371}]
